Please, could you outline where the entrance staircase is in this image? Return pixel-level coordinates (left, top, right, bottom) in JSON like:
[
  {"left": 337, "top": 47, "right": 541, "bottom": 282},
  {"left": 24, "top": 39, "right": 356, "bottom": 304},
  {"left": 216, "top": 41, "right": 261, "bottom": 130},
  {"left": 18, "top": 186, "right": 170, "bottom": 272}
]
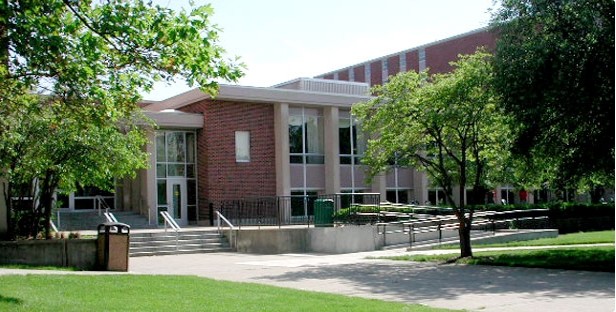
[
  {"left": 57, "top": 210, "right": 233, "bottom": 256},
  {"left": 57, "top": 210, "right": 156, "bottom": 231},
  {"left": 129, "top": 230, "right": 233, "bottom": 257}
]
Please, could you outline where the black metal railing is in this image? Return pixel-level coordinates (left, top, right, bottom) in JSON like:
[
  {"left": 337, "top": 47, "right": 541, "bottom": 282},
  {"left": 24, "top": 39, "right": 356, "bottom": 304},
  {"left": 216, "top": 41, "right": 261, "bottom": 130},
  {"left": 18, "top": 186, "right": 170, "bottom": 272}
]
[
  {"left": 209, "top": 193, "right": 383, "bottom": 227},
  {"left": 376, "top": 208, "right": 551, "bottom": 249},
  {"left": 214, "top": 195, "right": 319, "bottom": 228}
]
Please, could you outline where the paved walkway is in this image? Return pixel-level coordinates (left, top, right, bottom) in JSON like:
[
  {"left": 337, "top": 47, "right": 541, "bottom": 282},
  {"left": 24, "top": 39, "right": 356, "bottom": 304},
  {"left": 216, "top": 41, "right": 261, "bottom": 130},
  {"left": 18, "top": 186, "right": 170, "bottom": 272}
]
[
  {"left": 1, "top": 245, "right": 614, "bottom": 311},
  {"left": 129, "top": 245, "right": 613, "bottom": 312}
]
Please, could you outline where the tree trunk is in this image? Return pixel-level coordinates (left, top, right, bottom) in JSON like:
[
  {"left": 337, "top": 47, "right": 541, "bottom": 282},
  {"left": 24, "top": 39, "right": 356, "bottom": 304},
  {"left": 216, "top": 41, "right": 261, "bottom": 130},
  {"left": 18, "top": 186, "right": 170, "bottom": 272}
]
[
  {"left": 38, "top": 171, "right": 57, "bottom": 239},
  {"left": 459, "top": 219, "right": 473, "bottom": 258},
  {"left": 589, "top": 185, "right": 604, "bottom": 204},
  {"left": 1, "top": 179, "right": 14, "bottom": 240}
]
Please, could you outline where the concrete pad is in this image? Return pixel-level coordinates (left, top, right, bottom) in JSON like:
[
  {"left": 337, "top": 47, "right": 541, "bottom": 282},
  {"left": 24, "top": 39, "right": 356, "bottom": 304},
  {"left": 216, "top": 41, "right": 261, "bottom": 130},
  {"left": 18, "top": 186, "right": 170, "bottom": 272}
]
[{"left": 126, "top": 247, "right": 615, "bottom": 312}]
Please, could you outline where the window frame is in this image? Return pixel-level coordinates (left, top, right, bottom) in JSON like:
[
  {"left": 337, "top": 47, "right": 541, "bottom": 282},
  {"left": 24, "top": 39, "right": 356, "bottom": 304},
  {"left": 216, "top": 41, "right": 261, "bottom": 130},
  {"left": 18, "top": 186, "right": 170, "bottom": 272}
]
[{"left": 235, "top": 130, "right": 251, "bottom": 163}]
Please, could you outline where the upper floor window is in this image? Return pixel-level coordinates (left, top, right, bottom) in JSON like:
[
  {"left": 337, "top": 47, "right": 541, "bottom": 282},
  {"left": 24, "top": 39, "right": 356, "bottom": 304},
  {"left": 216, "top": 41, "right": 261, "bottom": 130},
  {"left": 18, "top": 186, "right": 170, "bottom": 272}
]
[
  {"left": 289, "top": 107, "right": 324, "bottom": 164},
  {"left": 155, "top": 131, "right": 196, "bottom": 178},
  {"left": 339, "top": 111, "right": 365, "bottom": 165}
]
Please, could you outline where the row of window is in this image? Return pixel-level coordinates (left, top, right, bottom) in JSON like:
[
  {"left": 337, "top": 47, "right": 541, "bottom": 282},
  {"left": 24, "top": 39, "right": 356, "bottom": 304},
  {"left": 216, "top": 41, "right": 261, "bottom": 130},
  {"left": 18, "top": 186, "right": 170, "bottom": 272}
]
[
  {"left": 232, "top": 108, "right": 367, "bottom": 165},
  {"left": 288, "top": 108, "right": 365, "bottom": 165}
]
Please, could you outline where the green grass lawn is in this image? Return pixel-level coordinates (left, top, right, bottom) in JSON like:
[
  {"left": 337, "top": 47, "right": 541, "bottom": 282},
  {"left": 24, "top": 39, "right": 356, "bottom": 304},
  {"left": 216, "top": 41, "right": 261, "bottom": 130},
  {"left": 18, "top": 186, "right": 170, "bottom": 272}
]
[
  {"left": 387, "top": 231, "right": 615, "bottom": 272},
  {"left": 437, "top": 230, "right": 614, "bottom": 249},
  {"left": 391, "top": 246, "right": 614, "bottom": 272},
  {"left": 0, "top": 274, "right": 457, "bottom": 312},
  {"left": 0, "top": 264, "right": 79, "bottom": 271}
]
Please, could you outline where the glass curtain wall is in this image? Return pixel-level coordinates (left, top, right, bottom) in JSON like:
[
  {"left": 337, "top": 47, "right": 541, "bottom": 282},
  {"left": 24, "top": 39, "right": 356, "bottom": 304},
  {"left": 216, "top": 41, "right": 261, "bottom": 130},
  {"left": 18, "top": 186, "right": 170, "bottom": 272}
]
[
  {"left": 339, "top": 111, "right": 365, "bottom": 198},
  {"left": 288, "top": 107, "right": 323, "bottom": 220},
  {"left": 289, "top": 107, "right": 324, "bottom": 164},
  {"left": 155, "top": 130, "right": 197, "bottom": 224},
  {"left": 338, "top": 111, "right": 365, "bottom": 165}
]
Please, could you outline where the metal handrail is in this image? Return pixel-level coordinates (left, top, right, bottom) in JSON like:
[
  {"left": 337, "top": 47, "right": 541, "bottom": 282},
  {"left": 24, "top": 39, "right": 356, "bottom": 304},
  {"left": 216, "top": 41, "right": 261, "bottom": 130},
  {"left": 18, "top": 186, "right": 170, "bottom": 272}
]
[
  {"left": 215, "top": 210, "right": 236, "bottom": 249},
  {"left": 160, "top": 211, "right": 180, "bottom": 231},
  {"left": 103, "top": 212, "right": 118, "bottom": 223},
  {"left": 56, "top": 210, "right": 61, "bottom": 229},
  {"left": 159, "top": 211, "right": 180, "bottom": 250},
  {"left": 49, "top": 220, "right": 58, "bottom": 233},
  {"left": 376, "top": 209, "right": 550, "bottom": 249},
  {"left": 95, "top": 195, "right": 112, "bottom": 216}
]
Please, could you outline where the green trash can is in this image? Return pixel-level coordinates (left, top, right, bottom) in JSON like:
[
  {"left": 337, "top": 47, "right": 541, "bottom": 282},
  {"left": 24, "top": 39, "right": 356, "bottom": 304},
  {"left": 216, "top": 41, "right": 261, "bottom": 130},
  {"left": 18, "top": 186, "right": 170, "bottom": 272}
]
[{"left": 314, "top": 199, "right": 334, "bottom": 227}]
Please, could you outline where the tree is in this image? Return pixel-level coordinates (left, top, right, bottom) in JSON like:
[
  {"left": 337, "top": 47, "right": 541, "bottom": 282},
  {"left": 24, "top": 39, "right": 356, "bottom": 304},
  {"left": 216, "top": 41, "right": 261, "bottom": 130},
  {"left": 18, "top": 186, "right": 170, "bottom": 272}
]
[
  {"left": 0, "top": 0, "right": 243, "bottom": 239},
  {"left": 1, "top": 96, "right": 150, "bottom": 238},
  {"left": 491, "top": 0, "right": 615, "bottom": 201},
  {"left": 353, "top": 51, "right": 510, "bottom": 257}
]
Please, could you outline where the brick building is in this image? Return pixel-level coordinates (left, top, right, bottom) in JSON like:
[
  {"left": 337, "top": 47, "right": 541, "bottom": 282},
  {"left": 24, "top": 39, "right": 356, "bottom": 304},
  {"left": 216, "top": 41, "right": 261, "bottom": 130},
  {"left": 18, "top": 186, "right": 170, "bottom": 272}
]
[
  {"left": 118, "top": 27, "right": 504, "bottom": 227},
  {"left": 0, "top": 27, "right": 509, "bottom": 232},
  {"left": 316, "top": 27, "right": 497, "bottom": 86}
]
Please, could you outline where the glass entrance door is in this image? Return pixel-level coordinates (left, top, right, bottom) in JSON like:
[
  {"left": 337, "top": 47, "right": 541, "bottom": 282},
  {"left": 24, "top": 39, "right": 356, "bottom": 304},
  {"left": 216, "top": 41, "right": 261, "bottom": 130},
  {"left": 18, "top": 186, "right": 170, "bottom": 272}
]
[{"left": 166, "top": 179, "right": 187, "bottom": 226}]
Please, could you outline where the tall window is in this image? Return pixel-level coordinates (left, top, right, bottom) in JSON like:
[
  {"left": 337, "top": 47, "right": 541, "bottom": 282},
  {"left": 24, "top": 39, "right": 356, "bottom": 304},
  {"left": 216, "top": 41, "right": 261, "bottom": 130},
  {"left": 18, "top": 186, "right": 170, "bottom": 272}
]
[
  {"left": 289, "top": 107, "right": 324, "bottom": 164},
  {"left": 235, "top": 131, "right": 250, "bottom": 162},
  {"left": 339, "top": 111, "right": 365, "bottom": 165},
  {"left": 386, "top": 189, "right": 409, "bottom": 204},
  {"left": 155, "top": 131, "right": 197, "bottom": 222},
  {"left": 290, "top": 190, "right": 317, "bottom": 219},
  {"left": 428, "top": 188, "right": 449, "bottom": 206}
]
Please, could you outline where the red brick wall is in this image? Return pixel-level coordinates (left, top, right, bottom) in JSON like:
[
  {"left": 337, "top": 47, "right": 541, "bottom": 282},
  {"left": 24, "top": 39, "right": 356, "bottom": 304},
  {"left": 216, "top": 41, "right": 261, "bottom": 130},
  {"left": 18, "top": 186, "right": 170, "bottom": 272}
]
[
  {"left": 405, "top": 50, "right": 419, "bottom": 73},
  {"left": 387, "top": 55, "right": 400, "bottom": 79},
  {"left": 353, "top": 66, "right": 365, "bottom": 82},
  {"left": 180, "top": 100, "right": 277, "bottom": 205},
  {"left": 370, "top": 61, "right": 382, "bottom": 87},
  {"left": 338, "top": 69, "right": 349, "bottom": 81},
  {"left": 426, "top": 30, "right": 497, "bottom": 74}
]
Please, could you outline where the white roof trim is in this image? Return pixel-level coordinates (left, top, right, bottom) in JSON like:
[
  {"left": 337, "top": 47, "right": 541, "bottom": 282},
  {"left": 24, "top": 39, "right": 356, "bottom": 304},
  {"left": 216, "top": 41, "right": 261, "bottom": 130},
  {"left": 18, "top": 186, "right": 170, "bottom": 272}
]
[
  {"left": 144, "top": 111, "right": 203, "bottom": 129},
  {"left": 145, "top": 84, "right": 371, "bottom": 112}
]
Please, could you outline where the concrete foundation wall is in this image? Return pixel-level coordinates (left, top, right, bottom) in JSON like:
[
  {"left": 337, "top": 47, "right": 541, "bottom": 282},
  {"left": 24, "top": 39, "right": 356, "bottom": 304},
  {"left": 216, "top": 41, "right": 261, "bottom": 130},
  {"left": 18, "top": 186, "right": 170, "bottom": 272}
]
[
  {"left": 309, "top": 225, "right": 380, "bottom": 253},
  {"left": 235, "top": 228, "right": 308, "bottom": 254},
  {"left": 0, "top": 239, "right": 97, "bottom": 270},
  {"left": 233, "top": 226, "right": 559, "bottom": 254}
]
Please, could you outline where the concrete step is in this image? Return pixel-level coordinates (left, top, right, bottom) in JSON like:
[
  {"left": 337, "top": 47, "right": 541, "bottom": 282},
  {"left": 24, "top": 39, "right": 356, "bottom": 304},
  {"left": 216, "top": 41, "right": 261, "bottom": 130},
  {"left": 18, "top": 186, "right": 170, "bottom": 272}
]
[
  {"left": 130, "top": 236, "right": 225, "bottom": 246},
  {"left": 108, "top": 212, "right": 156, "bottom": 229},
  {"left": 130, "top": 247, "right": 233, "bottom": 257},
  {"left": 130, "top": 231, "right": 220, "bottom": 241},
  {"left": 56, "top": 211, "right": 106, "bottom": 231},
  {"left": 130, "top": 242, "right": 229, "bottom": 253},
  {"left": 129, "top": 230, "right": 232, "bottom": 256}
]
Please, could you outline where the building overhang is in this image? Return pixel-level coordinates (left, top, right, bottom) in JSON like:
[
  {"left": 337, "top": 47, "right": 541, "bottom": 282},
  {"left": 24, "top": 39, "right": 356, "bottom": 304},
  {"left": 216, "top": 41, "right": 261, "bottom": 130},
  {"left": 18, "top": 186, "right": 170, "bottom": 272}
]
[
  {"left": 143, "top": 84, "right": 372, "bottom": 112},
  {"left": 144, "top": 110, "right": 203, "bottom": 129}
]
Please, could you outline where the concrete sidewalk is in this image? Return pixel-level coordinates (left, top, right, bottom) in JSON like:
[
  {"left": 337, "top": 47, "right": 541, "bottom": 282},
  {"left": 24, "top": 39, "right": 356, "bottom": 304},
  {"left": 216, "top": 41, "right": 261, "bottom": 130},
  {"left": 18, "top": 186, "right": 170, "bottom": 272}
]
[{"left": 127, "top": 246, "right": 615, "bottom": 312}]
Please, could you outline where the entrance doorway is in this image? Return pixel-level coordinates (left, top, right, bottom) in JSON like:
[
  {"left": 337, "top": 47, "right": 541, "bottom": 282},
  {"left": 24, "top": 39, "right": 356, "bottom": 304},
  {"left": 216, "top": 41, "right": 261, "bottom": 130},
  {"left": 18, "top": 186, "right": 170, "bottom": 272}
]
[{"left": 166, "top": 178, "right": 187, "bottom": 226}]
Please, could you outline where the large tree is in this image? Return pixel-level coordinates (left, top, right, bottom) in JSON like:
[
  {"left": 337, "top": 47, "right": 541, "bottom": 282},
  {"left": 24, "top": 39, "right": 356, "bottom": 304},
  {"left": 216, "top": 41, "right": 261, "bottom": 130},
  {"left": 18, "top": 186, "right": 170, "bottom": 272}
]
[
  {"left": 491, "top": 0, "right": 615, "bottom": 200},
  {"left": 353, "top": 51, "right": 510, "bottom": 257},
  {"left": 0, "top": 0, "right": 243, "bottom": 239}
]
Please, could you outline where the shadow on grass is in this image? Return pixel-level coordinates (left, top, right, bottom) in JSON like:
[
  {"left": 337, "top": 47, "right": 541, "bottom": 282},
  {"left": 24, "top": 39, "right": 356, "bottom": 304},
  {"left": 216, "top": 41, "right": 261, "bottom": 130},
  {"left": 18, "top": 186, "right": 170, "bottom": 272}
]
[
  {"left": 400, "top": 247, "right": 615, "bottom": 272},
  {"left": 0, "top": 294, "right": 23, "bottom": 305}
]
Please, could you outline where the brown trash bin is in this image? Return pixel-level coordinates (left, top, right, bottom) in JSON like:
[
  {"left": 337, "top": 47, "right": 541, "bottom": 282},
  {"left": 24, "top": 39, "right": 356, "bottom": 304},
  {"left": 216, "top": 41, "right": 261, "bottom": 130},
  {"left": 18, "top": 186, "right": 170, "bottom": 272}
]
[{"left": 97, "top": 222, "right": 130, "bottom": 272}]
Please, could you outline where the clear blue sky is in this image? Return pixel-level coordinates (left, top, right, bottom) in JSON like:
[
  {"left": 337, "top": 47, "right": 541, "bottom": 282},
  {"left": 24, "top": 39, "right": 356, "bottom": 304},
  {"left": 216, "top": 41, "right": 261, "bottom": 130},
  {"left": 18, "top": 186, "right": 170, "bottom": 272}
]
[{"left": 145, "top": 0, "right": 498, "bottom": 101}]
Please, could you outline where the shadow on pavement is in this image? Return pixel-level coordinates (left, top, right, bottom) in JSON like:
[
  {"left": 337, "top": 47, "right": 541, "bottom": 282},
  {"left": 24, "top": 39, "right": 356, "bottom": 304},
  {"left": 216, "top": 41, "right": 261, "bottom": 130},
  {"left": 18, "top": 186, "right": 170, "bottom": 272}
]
[{"left": 260, "top": 260, "right": 615, "bottom": 302}]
